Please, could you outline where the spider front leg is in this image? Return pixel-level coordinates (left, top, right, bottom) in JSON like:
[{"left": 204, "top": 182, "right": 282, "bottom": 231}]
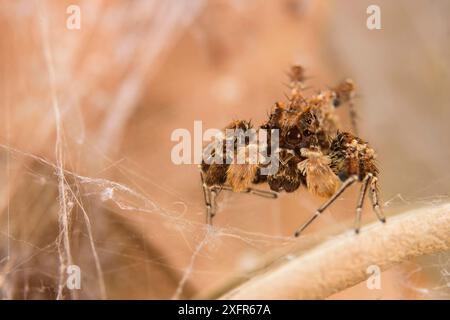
[
  {"left": 354, "top": 173, "right": 371, "bottom": 234},
  {"left": 200, "top": 169, "right": 278, "bottom": 225},
  {"left": 294, "top": 175, "right": 358, "bottom": 237},
  {"left": 200, "top": 171, "right": 218, "bottom": 225},
  {"left": 220, "top": 185, "right": 278, "bottom": 199},
  {"left": 353, "top": 173, "right": 387, "bottom": 233},
  {"left": 332, "top": 79, "right": 359, "bottom": 135},
  {"left": 369, "top": 176, "right": 386, "bottom": 223},
  {"left": 348, "top": 100, "right": 359, "bottom": 136}
]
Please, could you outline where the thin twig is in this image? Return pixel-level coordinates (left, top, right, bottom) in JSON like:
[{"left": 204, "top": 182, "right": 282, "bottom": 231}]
[{"left": 221, "top": 202, "right": 450, "bottom": 299}]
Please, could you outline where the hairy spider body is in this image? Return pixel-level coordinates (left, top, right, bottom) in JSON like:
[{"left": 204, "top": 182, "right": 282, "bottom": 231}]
[
  {"left": 201, "top": 119, "right": 253, "bottom": 186},
  {"left": 267, "top": 149, "right": 303, "bottom": 193},
  {"left": 226, "top": 144, "right": 259, "bottom": 192},
  {"left": 200, "top": 65, "right": 386, "bottom": 235},
  {"left": 330, "top": 131, "right": 378, "bottom": 181},
  {"left": 298, "top": 147, "right": 340, "bottom": 198}
]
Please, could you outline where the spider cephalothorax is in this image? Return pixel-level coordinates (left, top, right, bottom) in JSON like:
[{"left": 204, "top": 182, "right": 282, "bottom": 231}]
[{"left": 200, "top": 65, "right": 386, "bottom": 236}]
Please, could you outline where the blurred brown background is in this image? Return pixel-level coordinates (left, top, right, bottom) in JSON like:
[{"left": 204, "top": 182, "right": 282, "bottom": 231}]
[{"left": 0, "top": 0, "right": 449, "bottom": 299}]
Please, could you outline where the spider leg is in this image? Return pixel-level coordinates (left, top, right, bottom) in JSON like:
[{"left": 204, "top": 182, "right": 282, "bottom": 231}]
[
  {"left": 204, "top": 184, "right": 277, "bottom": 225},
  {"left": 294, "top": 175, "right": 358, "bottom": 237},
  {"left": 369, "top": 176, "right": 386, "bottom": 223},
  {"left": 200, "top": 171, "right": 217, "bottom": 225},
  {"left": 354, "top": 174, "right": 371, "bottom": 234},
  {"left": 208, "top": 187, "right": 218, "bottom": 224},
  {"left": 220, "top": 185, "right": 278, "bottom": 199},
  {"left": 244, "top": 188, "right": 278, "bottom": 199},
  {"left": 348, "top": 100, "right": 359, "bottom": 135}
]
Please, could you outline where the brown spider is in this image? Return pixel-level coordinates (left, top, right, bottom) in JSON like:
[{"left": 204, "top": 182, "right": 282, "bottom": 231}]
[{"left": 200, "top": 65, "right": 386, "bottom": 236}]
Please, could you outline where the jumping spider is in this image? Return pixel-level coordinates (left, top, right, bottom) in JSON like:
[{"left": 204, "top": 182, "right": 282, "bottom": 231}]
[{"left": 200, "top": 65, "right": 386, "bottom": 236}]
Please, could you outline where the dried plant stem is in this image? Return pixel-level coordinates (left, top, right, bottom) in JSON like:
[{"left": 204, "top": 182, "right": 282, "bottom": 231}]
[{"left": 221, "top": 203, "right": 450, "bottom": 299}]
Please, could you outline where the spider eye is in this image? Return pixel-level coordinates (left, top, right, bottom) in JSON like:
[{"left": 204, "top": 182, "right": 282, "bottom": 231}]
[
  {"left": 286, "top": 127, "right": 302, "bottom": 145},
  {"left": 303, "top": 129, "right": 313, "bottom": 137}
]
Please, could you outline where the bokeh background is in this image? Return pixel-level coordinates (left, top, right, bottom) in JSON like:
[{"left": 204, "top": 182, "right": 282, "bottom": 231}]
[{"left": 0, "top": 0, "right": 449, "bottom": 299}]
